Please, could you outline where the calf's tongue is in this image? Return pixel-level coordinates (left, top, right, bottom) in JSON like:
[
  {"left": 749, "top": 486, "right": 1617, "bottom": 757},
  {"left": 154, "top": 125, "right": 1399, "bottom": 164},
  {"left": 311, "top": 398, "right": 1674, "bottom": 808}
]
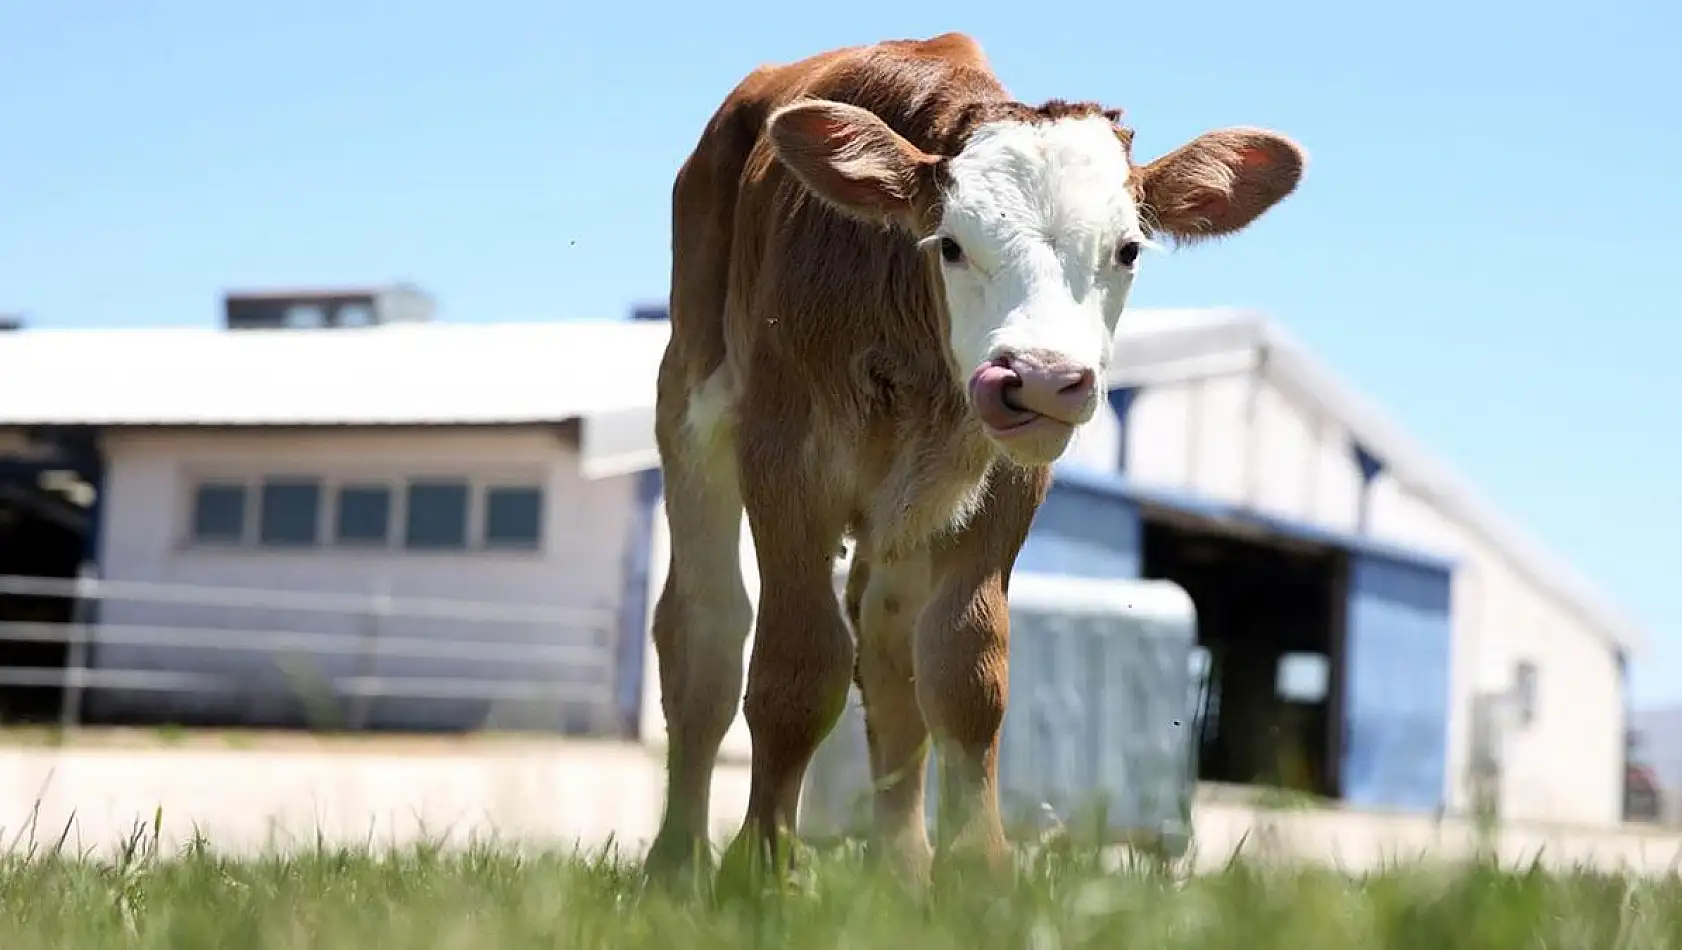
[{"left": 969, "top": 362, "right": 1034, "bottom": 430}]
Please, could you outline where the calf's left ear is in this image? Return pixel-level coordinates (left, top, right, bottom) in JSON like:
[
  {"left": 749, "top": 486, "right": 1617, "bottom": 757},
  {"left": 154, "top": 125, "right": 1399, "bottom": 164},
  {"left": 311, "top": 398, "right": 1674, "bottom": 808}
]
[
  {"left": 1135, "top": 128, "right": 1306, "bottom": 243},
  {"left": 769, "top": 99, "right": 941, "bottom": 227}
]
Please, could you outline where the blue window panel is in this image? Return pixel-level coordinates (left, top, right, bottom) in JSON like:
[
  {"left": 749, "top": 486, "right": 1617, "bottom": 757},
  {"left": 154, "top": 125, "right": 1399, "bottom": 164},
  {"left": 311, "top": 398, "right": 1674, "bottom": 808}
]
[
  {"left": 258, "top": 479, "right": 322, "bottom": 547},
  {"left": 1016, "top": 478, "right": 1142, "bottom": 579},
  {"left": 191, "top": 483, "right": 247, "bottom": 543},
  {"left": 484, "top": 486, "right": 544, "bottom": 549},
  {"left": 403, "top": 480, "right": 469, "bottom": 549},
  {"left": 335, "top": 485, "right": 393, "bottom": 545},
  {"left": 1340, "top": 551, "right": 1453, "bottom": 811}
]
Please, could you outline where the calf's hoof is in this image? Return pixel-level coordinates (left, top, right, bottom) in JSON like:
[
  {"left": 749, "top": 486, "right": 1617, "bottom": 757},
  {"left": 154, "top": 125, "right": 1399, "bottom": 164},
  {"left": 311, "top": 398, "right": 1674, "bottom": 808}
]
[
  {"left": 714, "top": 825, "right": 804, "bottom": 896},
  {"left": 931, "top": 827, "right": 1014, "bottom": 890},
  {"left": 867, "top": 831, "right": 934, "bottom": 891},
  {"left": 643, "top": 831, "right": 714, "bottom": 895}
]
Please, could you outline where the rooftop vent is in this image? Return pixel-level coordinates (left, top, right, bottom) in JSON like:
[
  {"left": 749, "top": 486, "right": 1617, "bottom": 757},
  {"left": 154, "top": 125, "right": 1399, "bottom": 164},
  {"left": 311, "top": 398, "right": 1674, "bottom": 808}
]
[{"left": 222, "top": 283, "right": 435, "bottom": 330}]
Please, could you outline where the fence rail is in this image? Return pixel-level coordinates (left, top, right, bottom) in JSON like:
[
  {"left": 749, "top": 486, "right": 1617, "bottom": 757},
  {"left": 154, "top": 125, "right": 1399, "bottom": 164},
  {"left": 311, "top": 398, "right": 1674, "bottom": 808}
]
[
  {"left": 0, "top": 573, "right": 611, "bottom": 625},
  {"left": 0, "top": 621, "right": 612, "bottom": 666},
  {"left": 0, "top": 572, "right": 626, "bottom": 735}
]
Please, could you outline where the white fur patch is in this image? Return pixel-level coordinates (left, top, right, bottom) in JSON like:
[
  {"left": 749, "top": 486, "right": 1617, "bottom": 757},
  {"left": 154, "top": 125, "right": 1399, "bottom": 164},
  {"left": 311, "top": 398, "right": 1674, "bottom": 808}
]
[
  {"left": 682, "top": 366, "right": 738, "bottom": 476},
  {"left": 933, "top": 115, "right": 1147, "bottom": 399}
]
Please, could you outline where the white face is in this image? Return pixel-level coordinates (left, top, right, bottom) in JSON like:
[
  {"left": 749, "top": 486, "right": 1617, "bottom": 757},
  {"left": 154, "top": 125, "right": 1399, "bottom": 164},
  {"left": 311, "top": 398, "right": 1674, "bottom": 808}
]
[{"left": 926, "top": 115, "right": 1148, "bottom": 461}]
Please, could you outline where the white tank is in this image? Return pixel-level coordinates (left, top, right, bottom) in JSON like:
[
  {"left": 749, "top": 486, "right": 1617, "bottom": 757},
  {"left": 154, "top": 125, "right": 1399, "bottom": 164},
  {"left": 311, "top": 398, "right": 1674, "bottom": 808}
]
[{"left": 799, "top": 571, "right": 1199, "bottom": 858}]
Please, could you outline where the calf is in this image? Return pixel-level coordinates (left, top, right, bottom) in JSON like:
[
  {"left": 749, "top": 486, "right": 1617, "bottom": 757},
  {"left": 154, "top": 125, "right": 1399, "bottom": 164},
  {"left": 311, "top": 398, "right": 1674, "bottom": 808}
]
[{"left": 646, "top": 32, "right": 1303, "bottom": 881}]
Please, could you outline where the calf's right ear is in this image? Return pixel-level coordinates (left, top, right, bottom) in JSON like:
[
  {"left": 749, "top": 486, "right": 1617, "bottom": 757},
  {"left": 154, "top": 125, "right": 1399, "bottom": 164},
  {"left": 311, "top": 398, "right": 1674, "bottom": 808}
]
[{"left": 768, "top": 100, "right": 940, "bottom": 227}]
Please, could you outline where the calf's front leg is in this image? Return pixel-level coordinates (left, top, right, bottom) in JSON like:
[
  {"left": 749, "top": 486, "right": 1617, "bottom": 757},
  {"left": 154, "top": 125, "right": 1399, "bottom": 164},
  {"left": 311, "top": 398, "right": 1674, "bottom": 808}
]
[
  {"left": 915, "top": 569, "right": 1012, "bottom": 872},
  {"left": 914, "top": 463, "right": 1049, "bottom": 877}
]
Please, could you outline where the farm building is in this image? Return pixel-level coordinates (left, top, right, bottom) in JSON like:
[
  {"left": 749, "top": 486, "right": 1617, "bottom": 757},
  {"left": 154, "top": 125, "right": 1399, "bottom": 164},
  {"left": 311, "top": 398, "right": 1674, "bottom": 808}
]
[
  {"left": 0, "top": 291, "right": 1649, "bottom": 830},
  {"left": 634, "top": 306, "right": 1648, "bottom": 830}
]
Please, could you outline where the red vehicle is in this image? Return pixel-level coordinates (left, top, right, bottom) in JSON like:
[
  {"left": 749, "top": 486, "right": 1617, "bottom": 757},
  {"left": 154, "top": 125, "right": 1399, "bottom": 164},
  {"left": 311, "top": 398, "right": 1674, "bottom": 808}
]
[{"left": 1625, "top": 729, "right": 1665, "bottom": 823}]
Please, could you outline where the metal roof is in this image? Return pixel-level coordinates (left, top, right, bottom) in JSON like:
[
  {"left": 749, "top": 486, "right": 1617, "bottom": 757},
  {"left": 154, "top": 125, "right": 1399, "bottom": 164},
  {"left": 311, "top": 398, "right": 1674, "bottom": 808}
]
[
  {"left": 0, "top": 320, "right": 669, "bottom": 428},
  {"left": 0, "top": 309, "right": 1648, "bottom": 654}
]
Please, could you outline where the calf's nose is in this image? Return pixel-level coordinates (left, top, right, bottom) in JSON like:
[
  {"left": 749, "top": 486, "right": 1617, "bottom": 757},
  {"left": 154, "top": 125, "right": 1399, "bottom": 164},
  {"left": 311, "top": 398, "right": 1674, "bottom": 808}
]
[{"left": 1007, "top": 357, "right": 1098, "bottom": 426}]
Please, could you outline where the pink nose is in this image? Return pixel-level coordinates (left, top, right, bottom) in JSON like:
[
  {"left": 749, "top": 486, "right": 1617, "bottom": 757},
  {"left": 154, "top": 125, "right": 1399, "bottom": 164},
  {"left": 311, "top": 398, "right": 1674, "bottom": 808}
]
[{"left": 969, "top": 353, "right": 1099, "bottom": 431}]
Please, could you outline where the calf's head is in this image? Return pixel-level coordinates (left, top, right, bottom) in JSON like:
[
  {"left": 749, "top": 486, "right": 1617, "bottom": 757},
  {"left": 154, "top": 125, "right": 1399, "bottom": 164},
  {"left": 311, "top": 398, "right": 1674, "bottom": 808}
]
[{"left": 769, "top": 98, "right": 1304, "bottom": 466}]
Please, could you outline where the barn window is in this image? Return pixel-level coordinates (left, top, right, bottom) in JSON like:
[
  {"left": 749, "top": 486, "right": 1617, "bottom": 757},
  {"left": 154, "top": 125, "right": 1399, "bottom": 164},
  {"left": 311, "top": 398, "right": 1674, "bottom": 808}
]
[
  {"left": 1276, "top": 651, "right": 1330, "bottom": 704},
  {"left": 403, "top": 479, "right": 469, "bottom": 549},
  {"left": 1512, "top": 660, "right": 1539, "bottom": 728},
  {"left": 483, "top": 485, "right": 543, "bottom": 550},
  {"left": 258, "top": 478, "right": 322, "bottom": 547},
  {"left": 334, "top": 484, "right": 392, "bottom": 545},
  {"left": 190, "top": 482, "right": 247, "bottom": 544}
]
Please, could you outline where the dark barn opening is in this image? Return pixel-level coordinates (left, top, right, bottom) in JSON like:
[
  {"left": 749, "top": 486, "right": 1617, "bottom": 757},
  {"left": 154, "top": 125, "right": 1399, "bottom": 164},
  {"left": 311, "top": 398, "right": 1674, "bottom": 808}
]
[
  {"left": 1141, "top": 512, "right": 1345, "bottom": 799},
  {"left": 0, "top": 438, "right": 98, "bottom": 724}
]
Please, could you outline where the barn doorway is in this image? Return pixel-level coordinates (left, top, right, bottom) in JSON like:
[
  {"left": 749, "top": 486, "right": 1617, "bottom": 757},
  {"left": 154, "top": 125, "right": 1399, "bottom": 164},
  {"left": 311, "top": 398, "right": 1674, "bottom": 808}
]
[
  {"left": 0, "top": 459, "right": 95, "bottom": 723},
  {"left": 1140, "top": 512, "right": 1345, "bottom": 799}
]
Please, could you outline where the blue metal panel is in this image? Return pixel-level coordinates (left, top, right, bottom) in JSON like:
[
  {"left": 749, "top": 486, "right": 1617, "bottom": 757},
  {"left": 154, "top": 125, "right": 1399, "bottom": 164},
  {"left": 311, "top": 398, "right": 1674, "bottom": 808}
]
[
  {"left": 614, "top": 467, "right": 663, "bottom": 738},
  {"left": 1351, "top": 444, "right": 1383, "bottom": 532},
  {"left": 1340, "top": 550, "right": 1454, "bottom": 811},
  {"left": 1352, "top": 442, "right": 1385, "bottom": 484},
  {"left": 1051, "top": 465, "right": 1457, "bottom": 575},
  {"left": 1017, "top": 475, "right": 1141, "bottom": 579},
  {"left": 82, "top": 454, "right": 106, "bottom": 573},
  {"left": 1105, "top": 385, "right": 1140, "bottom": 473}
]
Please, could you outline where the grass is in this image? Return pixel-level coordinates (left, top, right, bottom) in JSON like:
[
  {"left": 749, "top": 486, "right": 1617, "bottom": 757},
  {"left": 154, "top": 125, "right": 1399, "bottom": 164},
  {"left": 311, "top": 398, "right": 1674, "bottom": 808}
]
[{"left": 2, "top": 824, "right": 1682, "bottom": 950}]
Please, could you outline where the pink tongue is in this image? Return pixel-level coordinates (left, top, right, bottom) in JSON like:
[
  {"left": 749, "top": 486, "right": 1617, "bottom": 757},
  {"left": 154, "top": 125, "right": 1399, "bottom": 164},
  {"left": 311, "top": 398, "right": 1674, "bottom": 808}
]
[
  {"left": 970, "top": 363, "right": 1034, "bottom": 430},
  {"left": 971, "top": 363, "right": 1016, "bottom": 391}
]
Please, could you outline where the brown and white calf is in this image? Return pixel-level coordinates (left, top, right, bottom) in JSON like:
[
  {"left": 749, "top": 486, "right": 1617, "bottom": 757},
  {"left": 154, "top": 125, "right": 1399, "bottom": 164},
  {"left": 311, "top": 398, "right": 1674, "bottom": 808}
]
[{"left": 646, "top": 32, "right": 1303, "bottom": 881}]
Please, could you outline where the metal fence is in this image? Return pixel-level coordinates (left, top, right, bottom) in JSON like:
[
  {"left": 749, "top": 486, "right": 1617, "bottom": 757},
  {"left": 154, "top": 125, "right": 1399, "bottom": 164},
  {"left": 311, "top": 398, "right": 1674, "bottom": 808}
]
[{"left": 0, "top": 573, "right": 625, "bottom": 735}]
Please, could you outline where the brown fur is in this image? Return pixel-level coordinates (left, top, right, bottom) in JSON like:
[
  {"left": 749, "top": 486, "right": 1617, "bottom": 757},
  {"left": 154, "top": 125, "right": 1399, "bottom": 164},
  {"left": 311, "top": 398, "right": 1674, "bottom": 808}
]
[{"left": 644, "top": 31, "right": 1305, "bottom": 886}]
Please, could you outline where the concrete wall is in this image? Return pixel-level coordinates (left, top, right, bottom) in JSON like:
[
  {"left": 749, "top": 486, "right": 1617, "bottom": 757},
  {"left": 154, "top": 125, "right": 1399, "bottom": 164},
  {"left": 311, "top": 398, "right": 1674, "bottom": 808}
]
[
  {"left": 1, "top": 736, "right": 1677, "bottom": 874},
  {"left": 1063, "top": 366, "right": 1626, "bottom": 827},
  {"left": 89, "top": 428, "right": 636, "bottom": 730}
]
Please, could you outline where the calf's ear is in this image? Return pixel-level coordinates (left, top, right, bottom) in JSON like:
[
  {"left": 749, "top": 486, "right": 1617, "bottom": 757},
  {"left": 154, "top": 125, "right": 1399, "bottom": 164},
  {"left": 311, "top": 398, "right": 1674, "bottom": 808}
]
[
  {"left": 768, "top": 99, "right": 940, "bottom": 227},
  {"left": 1136, "top": 128, "right": 1305, "bottom": 243}
]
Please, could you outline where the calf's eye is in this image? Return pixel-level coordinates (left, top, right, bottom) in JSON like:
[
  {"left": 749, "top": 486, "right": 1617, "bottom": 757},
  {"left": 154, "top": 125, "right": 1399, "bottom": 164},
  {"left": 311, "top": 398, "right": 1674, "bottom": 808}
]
[
  {"left": 939, "top": 237, "right": 965, "bottom": 265},
  {"left": 1115, "top": 241, "right": 1142, "bottom": 268}
]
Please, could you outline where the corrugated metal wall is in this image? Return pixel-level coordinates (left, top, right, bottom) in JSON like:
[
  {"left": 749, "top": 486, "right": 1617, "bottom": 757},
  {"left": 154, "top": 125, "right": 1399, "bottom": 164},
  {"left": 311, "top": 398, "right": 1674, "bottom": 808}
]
[{"left": 1340, "top": 551, "right": 1454, "bottom": 810}]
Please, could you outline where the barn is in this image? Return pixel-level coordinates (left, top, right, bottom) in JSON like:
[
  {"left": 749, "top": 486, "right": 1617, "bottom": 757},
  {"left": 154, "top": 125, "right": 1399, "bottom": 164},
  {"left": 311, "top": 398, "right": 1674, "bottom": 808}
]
[
  {"left": 0, "top": 292, "right": 1647, "bottom": 830},
  {"left": 633, "top": 306, "right": 1647, "bottom": 830},
  {"left": 1055, "top": 306, "right": 1647, "bottom": 829},
  {"left": 0, "top": 290, "right": 668, "bottom": 735}
]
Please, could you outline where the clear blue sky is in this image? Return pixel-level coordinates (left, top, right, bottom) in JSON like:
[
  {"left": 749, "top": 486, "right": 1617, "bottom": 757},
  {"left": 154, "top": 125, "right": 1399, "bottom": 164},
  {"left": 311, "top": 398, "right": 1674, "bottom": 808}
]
[{"left": 3, "top": 1, "right": 1678, "bottom": 703}]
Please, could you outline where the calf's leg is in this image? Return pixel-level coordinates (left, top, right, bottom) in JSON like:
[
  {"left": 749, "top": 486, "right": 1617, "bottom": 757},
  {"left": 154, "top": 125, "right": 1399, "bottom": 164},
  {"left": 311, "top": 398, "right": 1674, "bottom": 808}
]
[
  {"left": 846, "top": 550, "right": 935, "bottom": 882},
  {"left": 722, "top": 432, "right": 855, "bottom": 876},
  {"left": 916, "top": 464, "right": 1050, "bottom": 876},
  {"left": 645, "top": 371, "right": 754, "bottom": 881}
]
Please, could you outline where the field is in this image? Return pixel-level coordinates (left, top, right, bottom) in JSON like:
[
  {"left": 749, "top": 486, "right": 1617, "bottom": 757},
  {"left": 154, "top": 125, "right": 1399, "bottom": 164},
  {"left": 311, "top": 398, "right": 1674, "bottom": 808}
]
[{"left": 4, "top": 827, "right": 1682, "bottom": 950}]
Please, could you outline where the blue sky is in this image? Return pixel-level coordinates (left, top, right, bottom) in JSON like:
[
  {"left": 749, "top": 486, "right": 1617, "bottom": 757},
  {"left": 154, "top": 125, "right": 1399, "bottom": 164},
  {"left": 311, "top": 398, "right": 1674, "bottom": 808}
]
[{"left": 4, "top": 1, "right": 1679, "bottom": 703}]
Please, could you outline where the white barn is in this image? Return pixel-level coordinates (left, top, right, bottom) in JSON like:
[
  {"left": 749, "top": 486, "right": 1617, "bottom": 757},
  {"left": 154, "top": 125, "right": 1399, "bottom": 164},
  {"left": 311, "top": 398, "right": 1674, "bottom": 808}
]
[
  {"left": 0, "top": 320, "right": 667, "bottom": 734},
  {"left": 0, "top": 307, "right": 1647, "bottom": 828},
  {"left": 1059, "top": 308, "right": 1645, "bottom": 827}
]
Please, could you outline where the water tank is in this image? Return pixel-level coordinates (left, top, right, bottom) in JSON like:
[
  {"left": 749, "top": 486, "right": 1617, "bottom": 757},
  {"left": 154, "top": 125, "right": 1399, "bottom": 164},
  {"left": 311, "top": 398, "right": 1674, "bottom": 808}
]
[{"left": 799, "top": 572, "right": 1199, "bottom": 857}]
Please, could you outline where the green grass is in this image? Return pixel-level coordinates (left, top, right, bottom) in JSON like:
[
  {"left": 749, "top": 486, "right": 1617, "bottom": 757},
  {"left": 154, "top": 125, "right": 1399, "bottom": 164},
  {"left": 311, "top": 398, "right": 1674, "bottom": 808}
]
[{"left": 2, "top": 828, "right": 1681, "bottom": 949}]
